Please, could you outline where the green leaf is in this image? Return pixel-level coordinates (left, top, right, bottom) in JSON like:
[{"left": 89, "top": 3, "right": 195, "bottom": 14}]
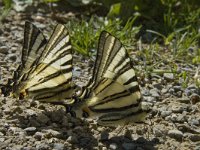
[{"left": 43, "top": 0, "right": 60, "bottom": 3}]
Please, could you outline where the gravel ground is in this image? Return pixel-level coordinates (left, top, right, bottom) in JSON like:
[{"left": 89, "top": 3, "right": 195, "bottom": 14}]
[{"left": 0, "top": 8, "right": 200, "bottom": 150}]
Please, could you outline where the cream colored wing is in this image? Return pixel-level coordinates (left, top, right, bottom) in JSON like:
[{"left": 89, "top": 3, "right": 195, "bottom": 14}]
[
  {"left": 72, "top": 31, "right": 148, "bottom": 126},
  {"left": 1, "top": 21, "right": 47, "bottom": 96},
  {"left": 1, "top": 22, "right": 76, "bottom": 103}
]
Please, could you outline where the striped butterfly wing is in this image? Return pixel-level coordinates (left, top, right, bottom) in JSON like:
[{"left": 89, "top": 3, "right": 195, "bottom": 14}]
[
  {"left": 19, "top": 24, "right": 75, "bottom": 102},
  {"left": 74, "top": 31, "right": 147, "bottom": 126},
  {"left": 1, "top": 21, "right": 47, "bottom": 96}
]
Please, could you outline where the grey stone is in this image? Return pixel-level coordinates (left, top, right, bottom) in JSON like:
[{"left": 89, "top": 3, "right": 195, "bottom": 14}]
[
  {"left": 169, "top": 114, "right": 178, "bottom": 122},
  {"left": 0, "top": 61, "right": 6, "bottom": 65},
  {"left": 185, "top": 89, "right": 192, "bottom": 96},
  {"left": 188, "top": 134, "right": 200, "bottom": 142},
  {"left": 67, "top": 136, "right": 78, "bottom": 144},
  {"left": 122, "top": 143, "right": 136, "bottom": 150},
  {"left": 173, "top": 86, "right": 182, "bottom": 92},
  {"left": 51, "top": 109, "right": 64, "bottom": 122},
  {"left": 152, "top": 82, "right": 163, "bottom": 90},
  {"left": 0, "top": 46, "right": 9, "bottom": 54},
  {"left": 12, "top": 106, "right": 23, "bottom": 114},
  {"left": 25, "top": 109, "right": 37, "bottom": 116},
  {"left": 0, "top": 137, "right": 5, "bottom": 142},
  {"left": 141, "top": 89, "right": 150, "bottom": 96},
  {"left": 150, "top": 89, "right": 160, "bottom": 97},
  {"left": 188, "top": 118, "right": 199, "bottom": 126},
  {"left": 29, "top": 118, "right": 40, "bottom": 127},
  {"left": 109, "top": 143, "right": 118, "bottom": 150},
  {"left": 6, "top": 53, "right": 17, "bottom": 61},
  {"left": 34, "top": 132, "right": 43, "bottom": 140},
  {"left": 43, "top": 129, "right": 62, "bottom": 138},
  {"left": 24, "top": 127, "right": 37, "bottom": 135},
  {"left": 36, "top": 143, "right": 50, "bottom": 150},
  {"left": 190, "top": 93, "right": 200, "bottom": 104},
  {"left": 168, "top": 129, "right": 183, "bottom": 141},
  {"left": 161, "top": 88, "right": 168, "bottom": 94},
  {"left": 12, "top": 145, "right": 23, "bottom": 150},
  {"left": 176, "top": 114, "right": 186, "bottom": 123},
  {"left": 177, "top": 97, "right": 190, "bottom": 104},
  {"left": 187, "top": 84, "right": 197, "bottom": 89},
  {"left": 160, "top": 110, "right": 172, "bottom": 118},
  {"left": 176, "top": 91, "right": 182, "bottom": 97},
  {"left": 168, "top": 88, "right": 175, "bottom": 94},
  {"left": 0, "top": 36, "right": 7, "bottom": 42},
  {"left": 36, "top": 114, "right": 49, "bottom": 124},
  {"left": 143, "top": 96, "right": 157, "bottom": 103},
  {"left": 194, "top": 146, "right": 200, "bottom": 150},
  {"left": 53, "top": 143, "right": 65, "bottom": 150},
  {"left": 171, "top": 105, "right": 185, "bottom": 113},
  {"left": 164, "top": 73, "right": 174, "bottom": 81}
]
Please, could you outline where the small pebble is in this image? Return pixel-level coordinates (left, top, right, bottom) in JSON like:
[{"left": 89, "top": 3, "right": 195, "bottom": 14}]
[
  {"left": 161, "top": 88, "right": 168, "bottom": 94},
  {"left": 34, "top": 132, "right": 43, "bottom": 140},
  {"left": 161, "top": 110, "right": 172, "bottom": 118},
  {"left": 43, "top": 129, "right": 62, "bottom": 138},
  {"left": 109, "top": 143, "right": 118, "bottom": 150},
  {"left": 36, "top": 114, "right": 50, "bottom": 124},
  {"left": 150, "top": 89, "right": 160, "bottom": 97},
  {"left": 188, "top": 134, "right": 200, "bottom": 142},
  {"left": 168, "top": 129, "right": 183, "bottom": 141},
  {"left": 53, "top": 143, "right": 65, "bottom": 150},
  {"left": 6, "top": 53, "right": 17, "bottom": 61},
  {"left": 24, "top": 127, "right": 37, "bottom": 134},
  {"left": 190, "top": 93, "right": 200, "bottom": 104},
  {"left": 164, "top": 73, "right": 174, "bottom": 81},
  {"left": 67, "top": 136, "right": 78, "bottom": 144},
  {"left": 0, "top": 46, "right": 9, "bottom": 54},
  {"left": 36, "top": 143, "right": 50, "bottom": 150}
]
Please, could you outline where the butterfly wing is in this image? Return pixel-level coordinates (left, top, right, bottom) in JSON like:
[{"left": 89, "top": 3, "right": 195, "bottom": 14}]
[
  {"left": 20, "top": 24, "right": 75, "bottom": 102},
  {"left": 73, "top": 31, "right": 147, "bottom": 126},
  {"left": 1, "top": 21, "right": 47, "bottom": 96},
  {"left": 1, "top": 22, "right": 75, "bottom": 103}
]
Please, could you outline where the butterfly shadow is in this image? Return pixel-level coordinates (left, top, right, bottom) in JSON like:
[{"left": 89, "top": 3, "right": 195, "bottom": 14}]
[
  {"left": 99, "top": 126, "right": 159, "bottom": 150},
  {"left": 16, "top": 104, "right": 98, "bottom": 149}
]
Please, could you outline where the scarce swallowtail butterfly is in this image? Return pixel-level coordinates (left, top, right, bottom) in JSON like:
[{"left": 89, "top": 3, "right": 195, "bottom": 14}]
[
  {"left": 68, "top": 31, "right": 149, "bottom": 126},
  {"left": 1, "top": 21, "right": 76, "bottom": 103}
]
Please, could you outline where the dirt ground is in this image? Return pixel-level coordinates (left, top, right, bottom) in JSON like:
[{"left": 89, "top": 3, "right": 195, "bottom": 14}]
[{"left": 0, "top": 7, "right": 200, "bottom": 150}]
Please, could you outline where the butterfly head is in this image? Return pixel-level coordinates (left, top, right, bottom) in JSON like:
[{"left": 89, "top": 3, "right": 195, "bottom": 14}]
[{"left": 65, "top": 87, "right": 92, "bottom": 119}]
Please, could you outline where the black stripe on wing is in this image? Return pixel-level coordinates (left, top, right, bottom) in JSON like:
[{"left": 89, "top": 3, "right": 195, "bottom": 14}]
[
  {"left": 98, "top": 109, "right": 146, "bottom": 122},
  {"left": 22, "top": 21, "right": 47, "bottom": 72}
]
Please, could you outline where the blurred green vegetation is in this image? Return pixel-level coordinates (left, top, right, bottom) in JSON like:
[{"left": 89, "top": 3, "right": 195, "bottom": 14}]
[
  {"left": 0, "top": 0, "right": 12, "bottom": 21},
  {"left": 1, "top": 0, "right": 200, "bottom": 87},
  {"left": 66, "top": 17, "right": 140, "bottom": 56}
]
